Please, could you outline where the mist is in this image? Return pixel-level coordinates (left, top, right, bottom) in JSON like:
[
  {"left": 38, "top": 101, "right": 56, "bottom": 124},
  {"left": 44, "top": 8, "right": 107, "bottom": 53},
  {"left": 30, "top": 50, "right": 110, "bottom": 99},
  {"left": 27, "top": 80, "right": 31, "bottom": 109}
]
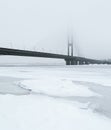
[{"left": 0, "top": 0, "right": 111, "bottom": 61}]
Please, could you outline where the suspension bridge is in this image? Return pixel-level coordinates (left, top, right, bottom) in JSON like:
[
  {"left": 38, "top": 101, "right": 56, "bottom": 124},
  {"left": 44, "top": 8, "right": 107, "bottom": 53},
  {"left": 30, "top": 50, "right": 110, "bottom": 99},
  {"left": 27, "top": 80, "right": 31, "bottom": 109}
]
[{"left": 0, "top": 37, "right": 110, "bottom": 65}]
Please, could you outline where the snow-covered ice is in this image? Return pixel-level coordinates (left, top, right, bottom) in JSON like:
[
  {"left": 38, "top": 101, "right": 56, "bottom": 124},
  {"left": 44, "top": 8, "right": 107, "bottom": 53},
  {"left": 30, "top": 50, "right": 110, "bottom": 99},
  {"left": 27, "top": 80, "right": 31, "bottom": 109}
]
[
  {"left": 21, "top": 78, "right": 100, "bottom": 97},
  {"left": 0, "top": 65, "right": 111, "bottom": 130},
  {"left": 0, "top": 94, "right": 111, "bottom": 130}
]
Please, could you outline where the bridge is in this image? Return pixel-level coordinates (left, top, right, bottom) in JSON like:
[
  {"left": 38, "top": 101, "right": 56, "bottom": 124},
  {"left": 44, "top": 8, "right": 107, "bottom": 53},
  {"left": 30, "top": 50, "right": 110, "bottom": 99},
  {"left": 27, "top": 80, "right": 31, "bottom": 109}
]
[{"left": 0, "top": 38, "right": 111, "bottom": 65}]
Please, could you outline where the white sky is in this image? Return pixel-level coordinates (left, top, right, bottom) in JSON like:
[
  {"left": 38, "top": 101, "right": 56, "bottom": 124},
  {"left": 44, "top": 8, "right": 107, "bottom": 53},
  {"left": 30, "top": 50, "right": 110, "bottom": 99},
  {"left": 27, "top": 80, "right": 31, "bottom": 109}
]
[{"left": 0, "top": 0, "right": 111, "bottom": 59}]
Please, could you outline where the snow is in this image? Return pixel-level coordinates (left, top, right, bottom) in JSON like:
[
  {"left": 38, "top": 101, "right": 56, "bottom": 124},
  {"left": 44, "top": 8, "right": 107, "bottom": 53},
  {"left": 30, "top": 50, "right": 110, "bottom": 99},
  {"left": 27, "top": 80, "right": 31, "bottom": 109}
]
[
  {"left": 0, "top": 65, "right": 111, "bottom": 130},
  {"left": 0, "top": 94, "right": 110, "bottom": 130},
  {"left": 21, "top": 78, "right": 100, "bottom": 97}
]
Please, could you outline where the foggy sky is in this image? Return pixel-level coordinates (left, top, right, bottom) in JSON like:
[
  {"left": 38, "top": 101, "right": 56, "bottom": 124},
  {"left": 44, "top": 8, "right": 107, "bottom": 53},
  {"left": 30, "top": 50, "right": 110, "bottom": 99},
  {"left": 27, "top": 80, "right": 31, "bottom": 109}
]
[{"left": 0, "top": 0, "right": 111, "bottom": 60}]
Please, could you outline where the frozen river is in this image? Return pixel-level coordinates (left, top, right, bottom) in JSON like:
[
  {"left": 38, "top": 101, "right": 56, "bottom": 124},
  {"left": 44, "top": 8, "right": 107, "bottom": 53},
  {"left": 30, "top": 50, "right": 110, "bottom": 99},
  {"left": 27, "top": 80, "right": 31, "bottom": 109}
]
[
  {"left": 0, "top": 65, "right": 111, "bottom": 130},
  {"left": 0, "top": 76, "right": 29, "bottom": 95},
  {"left": 1, "top": 73, "right": 111, "bottom": 118}
]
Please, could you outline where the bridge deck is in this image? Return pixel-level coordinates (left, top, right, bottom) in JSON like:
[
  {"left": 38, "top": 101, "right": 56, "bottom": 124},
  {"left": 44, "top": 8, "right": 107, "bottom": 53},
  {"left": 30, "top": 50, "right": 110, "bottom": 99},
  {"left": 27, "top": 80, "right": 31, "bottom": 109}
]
[{"left": 0, "top": 47, "right": 110, "bottom": 65}]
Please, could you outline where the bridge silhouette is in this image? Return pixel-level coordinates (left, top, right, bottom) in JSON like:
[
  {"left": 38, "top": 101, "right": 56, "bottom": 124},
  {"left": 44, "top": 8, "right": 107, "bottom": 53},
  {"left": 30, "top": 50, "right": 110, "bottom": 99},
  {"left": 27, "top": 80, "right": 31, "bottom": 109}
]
[{"left": 0, "top": 38, "right": 111, "bottom": 65}]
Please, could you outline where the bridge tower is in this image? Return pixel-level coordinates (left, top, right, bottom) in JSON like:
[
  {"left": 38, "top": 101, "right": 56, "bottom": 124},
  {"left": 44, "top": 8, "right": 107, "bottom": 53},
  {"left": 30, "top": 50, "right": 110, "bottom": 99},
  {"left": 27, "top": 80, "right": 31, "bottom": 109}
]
[
  {"left": 68, "top": 36, "right": 73, "bottom": 56},
  {"left": 65, "top": 36, "right": 77, "bottom": 65}
]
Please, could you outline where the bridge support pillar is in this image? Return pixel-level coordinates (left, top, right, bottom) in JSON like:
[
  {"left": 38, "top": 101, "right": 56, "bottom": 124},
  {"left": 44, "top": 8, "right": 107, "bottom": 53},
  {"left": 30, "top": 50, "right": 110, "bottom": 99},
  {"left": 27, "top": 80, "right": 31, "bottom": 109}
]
[
  {"left": 85, "top": 61, "right": 89, "bottom": 65},
  {"left": 78, "top": 61, "right": 84, "bottom": 65},
  {"left": 65, "top": 59, "right": 78, "bottom": 65},
  {"left": 65, "top": 59, "right": 70, "bottom": 65},
  {"left": 71, "top": 60, "right": 77, "bottom": 65},
  {"left": 71, "top": 60, "right": 75, "bottom": 65},
  {"left": 65, "top": 59, "right": 86, "bottom": 65}
]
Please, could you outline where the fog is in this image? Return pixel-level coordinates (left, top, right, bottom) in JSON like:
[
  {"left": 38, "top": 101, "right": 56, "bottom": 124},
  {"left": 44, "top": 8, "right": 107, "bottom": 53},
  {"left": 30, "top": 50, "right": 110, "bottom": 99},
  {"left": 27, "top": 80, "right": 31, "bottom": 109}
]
[{"left": 0, "top": 0, "right": 111, "bottom": 61}]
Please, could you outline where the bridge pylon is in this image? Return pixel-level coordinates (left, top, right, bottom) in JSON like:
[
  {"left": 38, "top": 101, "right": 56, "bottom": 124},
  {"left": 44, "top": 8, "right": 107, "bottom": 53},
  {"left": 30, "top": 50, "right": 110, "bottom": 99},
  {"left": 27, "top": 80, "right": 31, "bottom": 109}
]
[
  {"left": 65, "top": 36, "right": 77, "bottom": 65},
  {"left": 68, "top": 36, "right": 73, "bottom": 57}
]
